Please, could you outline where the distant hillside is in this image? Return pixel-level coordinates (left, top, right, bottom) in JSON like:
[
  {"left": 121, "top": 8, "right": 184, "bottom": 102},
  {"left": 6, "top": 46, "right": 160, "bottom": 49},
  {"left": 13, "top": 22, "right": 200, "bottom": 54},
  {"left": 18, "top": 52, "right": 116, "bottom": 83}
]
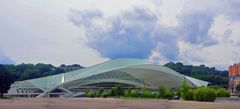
[
  {"left": 164, "top": 62, "right": 228, "bottom": 86},
  {"left": 0, "top": 63, "right": 84, "bottom": 81},
  {"left": 0, "top": 62, "right": 228, "bottom": 86}
]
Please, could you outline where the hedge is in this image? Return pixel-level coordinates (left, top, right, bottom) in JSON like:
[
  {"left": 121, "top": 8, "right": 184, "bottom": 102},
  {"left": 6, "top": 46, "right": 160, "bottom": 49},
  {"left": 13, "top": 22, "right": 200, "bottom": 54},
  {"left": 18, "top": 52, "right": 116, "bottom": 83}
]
[
  {"left": 85, "top": 82, "right": 230, "bottom": 102},
  {"left": 215, "top": 88, "right": 230, "bottom": 97},
  {"left": 183, "top": 89, "right": 194, "bottom": 100},
  {"left": 193, "top": 87, "right": 216, "bottom": 102}
]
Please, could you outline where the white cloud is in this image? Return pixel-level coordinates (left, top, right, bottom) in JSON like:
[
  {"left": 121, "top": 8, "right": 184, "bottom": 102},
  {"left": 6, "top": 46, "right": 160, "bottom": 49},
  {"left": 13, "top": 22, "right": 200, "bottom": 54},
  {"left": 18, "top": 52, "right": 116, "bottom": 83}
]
[
  {"left": 178, "top": 40, "right": 240, "bottom": 70},
  {"left": 0, "top": 0, "right": 239, "bottom": 70},
  {"left": 177, "top": 15, "right": 240, "bottom": 70},
  {"left": 0, "top": 0, "right": 109, "bottom": 66}
]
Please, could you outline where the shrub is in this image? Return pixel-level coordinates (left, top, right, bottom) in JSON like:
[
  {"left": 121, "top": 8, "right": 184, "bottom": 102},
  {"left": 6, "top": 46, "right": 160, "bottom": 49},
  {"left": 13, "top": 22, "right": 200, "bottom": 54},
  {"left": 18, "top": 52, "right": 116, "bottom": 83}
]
[
  {"left": 216, "top": 88, "right": 230, "bottom": 97},
  {"left": 194, "top": 87, "right": 216, "bottom": 102},
  {"left": 159, "top": 86, "right": 166, "bottom": 98},
  {"left": 109, "top": 88, "right": 116, "bottom": 97},
  {"left": 193, "top": 88, "right": 202, "bottom": 101},
  {"left": 159, "top": 87, "right": 174, "bottom": 99},
  {"left": 176, "top": 88, "right": 181, "bottom": 97},
  {"left": 208, "top": 85, "right": 221, "bottom": 90},
  {"left": 124, "top": 89, "right": 131, "bottom": 97},
  {"left": 115, "top": 85, "right": 124, "bottom": 96},
  {"left": 141, "top": 87, "right": 153, "bottom": 98},
  {"left": 86, "top": 90, "right": 95, "bottom": 98},
  {"left": 236, "top": 83, "right": 240, "bottom": 93},
  {"left": 130, "top": 89, "right": 138, "bottom": 97},
  {"left": 97, "top": 88, "right": 104, "bottom": 97},
  {"left": 101, "top": 91, "right": 108, "bottom": 98},
  {"left": 183, "top": 89, "right": 194, "bottom": 100},
  {"left": 180, "top": 81, "right": 190, "bottom": 98},
  {"left": 164, "top": 88, "right": 174, "bottom": 99},
  {"left": 154, "top": 92, "right": 160, "bottom": 98}
]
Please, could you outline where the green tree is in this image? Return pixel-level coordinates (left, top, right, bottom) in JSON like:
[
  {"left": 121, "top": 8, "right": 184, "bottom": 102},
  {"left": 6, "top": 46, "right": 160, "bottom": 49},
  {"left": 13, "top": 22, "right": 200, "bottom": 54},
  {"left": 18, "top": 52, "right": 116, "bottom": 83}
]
[
  {"left": 115, "top": 85, "right": 123, "bottom": 96},
  {"left": 176, "top": 88, "right": 181, "bottom": 97},
  {"left": 154, "top": 92, "right": 160, "bottom": 98},
  {"left": 159, "top": 86, "right": 166, "bottom": 98},
  {"left": 141, "top": 87, "right": 153, "bottom": 98},
  {"left": 130, "top": 89, "right": 138, "bottom": 97},
  {"left": 101, "top": 90, "right": 108, "bottom": 98},
  {"left": 124, "top": 89, "right": 131, "bottom": 97},
  {"left": 97, "top": 88, "right": 104, "bottom": 97},
  {"left": 236, "top": 83, "right": 240, "bottom": 93},
  {"left": 180, "top": 81, "right": 190, "bottom": 98},
  {"left": 109, "top": 87, "right": 116, "bottom": 96},
  {"left": 164, "top": 62, "right": 228, "bottom": 86},
  {"left": 0, "top": 65, "right": 14, "bottom": 98},
  {"left": 164, "top": 88, "right": 174, "bottom": 99},
  {"left": 36, "top": 63, "right": 53, "bottom": 73},
  {"left": 86, "top": 90, "right": 94, "bottom": 98},
  {"left": 158, "top": 86, "right": 174, "bottom": 99}
]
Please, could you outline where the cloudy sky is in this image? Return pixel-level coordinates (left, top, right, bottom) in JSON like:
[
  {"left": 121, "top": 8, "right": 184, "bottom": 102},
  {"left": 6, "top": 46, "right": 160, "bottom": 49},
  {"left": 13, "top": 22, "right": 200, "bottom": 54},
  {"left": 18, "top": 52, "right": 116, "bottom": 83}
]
[{"left": 0, "top": 0, "right": 240, "bottom": 70}]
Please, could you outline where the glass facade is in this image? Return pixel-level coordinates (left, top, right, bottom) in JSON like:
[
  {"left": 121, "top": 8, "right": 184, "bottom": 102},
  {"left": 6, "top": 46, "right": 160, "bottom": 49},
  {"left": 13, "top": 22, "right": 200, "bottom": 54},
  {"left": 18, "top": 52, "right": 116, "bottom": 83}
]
[{"left": 8, "top": 58, "right": 209, "bottom": 98}]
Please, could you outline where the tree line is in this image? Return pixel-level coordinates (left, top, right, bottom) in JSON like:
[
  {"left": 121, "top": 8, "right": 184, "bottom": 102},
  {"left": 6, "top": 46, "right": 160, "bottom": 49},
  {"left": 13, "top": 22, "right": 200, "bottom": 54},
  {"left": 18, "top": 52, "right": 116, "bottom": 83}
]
[
  {"left": 0, "top": 63, "right": 83, "bottom": 98},
  {"left": 164, "top": 62, "right": 228, "bottom": 86},
  {"left": 0, "top": 61, "right": 229, "bottom": 98}
]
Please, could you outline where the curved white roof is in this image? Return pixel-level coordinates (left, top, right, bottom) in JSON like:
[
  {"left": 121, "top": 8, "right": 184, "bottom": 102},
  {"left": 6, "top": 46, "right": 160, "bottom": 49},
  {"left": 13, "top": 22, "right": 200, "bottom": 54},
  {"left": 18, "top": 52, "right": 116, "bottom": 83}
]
[{"left": 9, "top": 58, "right": 209, "bottom": 98}]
